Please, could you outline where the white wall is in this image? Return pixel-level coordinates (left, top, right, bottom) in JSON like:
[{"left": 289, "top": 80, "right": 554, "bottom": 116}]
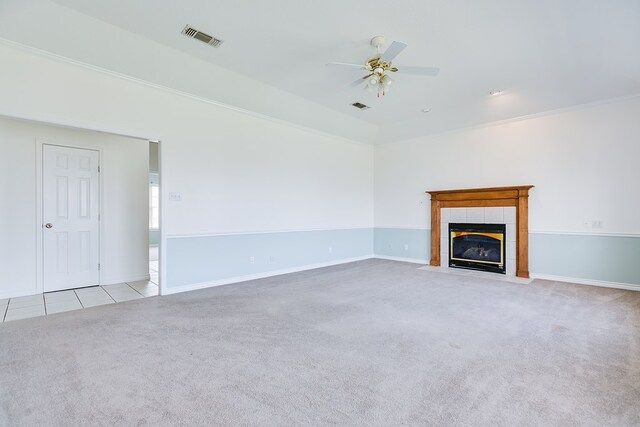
[
  {"left": 0, "top": 43, "right": 374, "bottom": 234},
  {"left": 0, "top": 116, "right": 149, "bottom": 298},
  {"left": 0, "top": 42, "right": 374, "bottom": 295},
  {"left": 164, "top": 119, "right": 373, "bottom": 236},
  {"left": 374, "top": 96, "right": 640, "bottom": 234}
]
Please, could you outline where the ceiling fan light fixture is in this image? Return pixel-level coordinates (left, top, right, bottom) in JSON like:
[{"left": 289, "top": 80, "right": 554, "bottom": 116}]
[{"left": 329, "top": 36, "right": 439, "bottom": 100}]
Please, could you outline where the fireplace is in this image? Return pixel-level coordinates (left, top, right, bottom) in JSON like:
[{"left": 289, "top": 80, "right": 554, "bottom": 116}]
[
  {"left": 449, "top": 223, "right": 506, "bottom": 274},
  {"left": 427, "top": 186, "right": 533, "bottom": 278}
]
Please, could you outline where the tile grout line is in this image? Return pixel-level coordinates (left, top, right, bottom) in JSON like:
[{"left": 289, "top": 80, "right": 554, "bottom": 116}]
[
  {"left": 127, "top": 283, "right": 146, "bottom": 297},
  {"left": 73, "top": 289, "right": 85, "bottom": 309},
  {"left": 100, "top": 286, "right": 118, "bottom": 303},
  {"left": 4, "top": 281, "right": 156, "bottom": 322}
]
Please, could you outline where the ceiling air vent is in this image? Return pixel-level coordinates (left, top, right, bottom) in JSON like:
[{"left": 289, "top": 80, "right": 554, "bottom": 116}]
[
  {"left": 181, "top": 25, "right": 224, "bottom": 48},
  {"left": 351, "top": 102, "right": 370, "bottom": 110}
]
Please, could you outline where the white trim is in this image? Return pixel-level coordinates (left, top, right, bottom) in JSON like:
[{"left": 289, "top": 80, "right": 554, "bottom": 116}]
[
  {"left": 529, "top": 230, "right": 640, "bottom": 238},
  {"left": 101, "top": 273, "right": 151, "bottom": 286},
  {"left": 0, "top": 274, "right": 152, "bottom": 300},
  {"left": 373, "top": 255, "right": 427, "bottom": 264},
  {"left": 0, "top": 38, "right": 370, "bottom": 147},
  {"left": 166, "top": 226, "right": 373, "bottom": 239},
  {"left": 0, "top": 289, "right": 41, "bottom": 300},
  {"left": 157, "top": 140, "right": 165, "bottom": 296},
  {"left": 162, "top": 255, "right": 375, "bottom": 295},
  {"left": 35, "top": 139, "right": 44, "bottom": 296},
  {"left": 530, "top": 273, "right": 640, "bottom": 292}
]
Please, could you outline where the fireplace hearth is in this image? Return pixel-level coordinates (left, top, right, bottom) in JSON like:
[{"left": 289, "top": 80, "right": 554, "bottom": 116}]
[{"left": 449, "top": 223, "right": 506, "bottom": 274}]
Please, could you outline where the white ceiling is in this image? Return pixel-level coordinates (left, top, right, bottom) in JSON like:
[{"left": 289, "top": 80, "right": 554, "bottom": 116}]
[{"left": 1, "top": 0, "right": 639, "bottom": 143}]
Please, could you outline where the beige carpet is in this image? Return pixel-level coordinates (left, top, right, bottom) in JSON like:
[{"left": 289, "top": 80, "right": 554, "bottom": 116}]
[{"left": 1, "top": 259, "right": 639, "bottom": 426}]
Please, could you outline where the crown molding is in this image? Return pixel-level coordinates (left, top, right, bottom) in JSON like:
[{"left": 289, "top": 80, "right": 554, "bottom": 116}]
[
  {"left": 376, "top": 92, "right": 640, "bottom": 145},
  {"left": 0, "top": 38, "right": 374, "bottom": 147}
]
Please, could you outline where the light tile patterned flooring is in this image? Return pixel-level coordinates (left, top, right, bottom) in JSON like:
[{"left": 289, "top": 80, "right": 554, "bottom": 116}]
[{"left": 1, "top": 247, "right": 159, "bottom": 323}]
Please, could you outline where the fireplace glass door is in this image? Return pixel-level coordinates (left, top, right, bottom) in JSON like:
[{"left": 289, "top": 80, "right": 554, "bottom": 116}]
[{"left": 449, "top": 223, "right": 506, "bottom": 274}]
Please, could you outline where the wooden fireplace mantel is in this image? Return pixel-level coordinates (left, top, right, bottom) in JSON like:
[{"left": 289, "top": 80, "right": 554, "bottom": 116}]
[{"left": 426, "top": 185, "right": 534, "bottom": 278}]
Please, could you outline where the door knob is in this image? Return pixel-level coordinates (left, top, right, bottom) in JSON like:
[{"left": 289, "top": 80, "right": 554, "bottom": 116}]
[{"left": 45, "top": 223, "right": 53, "bottom": 229}]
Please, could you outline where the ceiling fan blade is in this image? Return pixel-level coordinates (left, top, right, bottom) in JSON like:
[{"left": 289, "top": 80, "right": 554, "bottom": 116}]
[
  {"left": 349, "top": 74, "right": 372, "bottom": 88},
  {"left": 379, "top": 41, "right": 407, "bottom": 63},
  {"left": 327, "top": 62, "right": 366, "bottom": 70},
  {"left": 395, "top": 65, "right": 440, "bottom": 76}
]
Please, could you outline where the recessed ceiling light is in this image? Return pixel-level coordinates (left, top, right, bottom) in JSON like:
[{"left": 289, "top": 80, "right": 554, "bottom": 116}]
[
  {"left": 488, "top": 90, "right": 504, "bottom": 96},
  {"left": 421, "top": 108, "right": 431, "bottom": 113}
]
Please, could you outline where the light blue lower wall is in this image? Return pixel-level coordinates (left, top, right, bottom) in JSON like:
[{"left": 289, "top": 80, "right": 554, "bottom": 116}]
[
  {"left": 373, "top": 228, "right": 430, "bottom": 261},
  {"left": 166, "top": 228, "right": 373, "bottom": 288},
  {"left": 165, "top": 227, "right": 639, "bottom": 291},
  {"left": 530, "top": 233, "right": 640, "bottom": 285},
  {"left": 373, "top": 227, "right": 640, "bottom": 285},
  {"left": 149, "top": 230, "right": 159, "bottom": 246}
]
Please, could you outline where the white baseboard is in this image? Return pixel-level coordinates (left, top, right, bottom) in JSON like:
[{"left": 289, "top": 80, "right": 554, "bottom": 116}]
[
  {"left": 0, "top": 274, "right": 153, "bottom": 300},
  {"left": 162, "top": 255, "right": 375, "bottom": 295},
  {"left": 530, "top": 273, "right": 640, "bottom": 292},
  {"left": 101, "top": 273, "right": 151, "bottom": 287},
  {"left": 373, "top": 255, "right": 427, "bottom": 265},
  {"left": 0, "top": 289, "right": 40, "bottom": 300}
]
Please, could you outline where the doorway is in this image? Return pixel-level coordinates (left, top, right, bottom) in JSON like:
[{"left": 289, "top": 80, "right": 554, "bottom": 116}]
[
  {"left": 42, "top": 144, "right": 100, "bottom": 292},
  {"left": 148, "top": 141, "right": 160, "bottom": 287},
  {"left": 29, "top": 119, "right": 158, "bottom": 299}
]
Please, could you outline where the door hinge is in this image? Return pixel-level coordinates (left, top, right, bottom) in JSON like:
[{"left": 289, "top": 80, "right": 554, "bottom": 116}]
[
  {"left": 98, "top": 165, "right": 101, "bottom": 173},
  {"left": 98, "top": 263, "right": 101, "bottom": 271}
]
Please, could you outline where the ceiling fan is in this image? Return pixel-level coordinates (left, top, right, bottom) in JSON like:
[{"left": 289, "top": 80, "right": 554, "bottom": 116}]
[{"left": 327, "top": 36, "right": 440, "bottom": 97}]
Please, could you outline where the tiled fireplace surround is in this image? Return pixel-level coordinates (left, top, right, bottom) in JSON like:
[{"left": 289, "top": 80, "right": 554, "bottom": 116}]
[{"left": 441, "top": 207, "right": 517, "bottom": 276}]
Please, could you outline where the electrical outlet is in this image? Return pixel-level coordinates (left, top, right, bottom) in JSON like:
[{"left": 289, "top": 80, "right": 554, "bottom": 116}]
[
  {"left": 269, "top": 256, "right": 275, "bottom": 263},
  {"left": 592, "top": 220, "right": 603, "bottom": 228},
  {"left": 168, "top": 192, "right": 182, "bottom": 202},
  {"left": 249, "top": 256, "right": 255, "bottom": 264},
  {"left": 404, "top": 244, "right": 409, "bottom": 251}
]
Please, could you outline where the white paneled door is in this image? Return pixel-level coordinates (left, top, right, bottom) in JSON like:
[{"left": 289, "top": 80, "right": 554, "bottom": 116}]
[{"left": 43, "top": 145, "right": 100, "bottom": 292}]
